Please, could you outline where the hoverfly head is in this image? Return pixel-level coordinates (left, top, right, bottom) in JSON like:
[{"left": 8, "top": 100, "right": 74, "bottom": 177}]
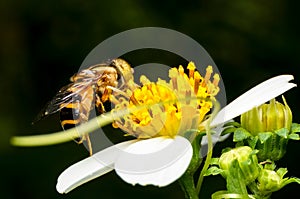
[{"left": 110, "top": 58, "right": 134, "bottom": 83}]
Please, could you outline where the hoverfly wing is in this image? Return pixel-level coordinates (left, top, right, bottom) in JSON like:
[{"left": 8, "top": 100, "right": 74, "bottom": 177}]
[
  {"left": 32, "top": 81, "right": 95, "bottom": 124},
  {"left": 32, "top": 83, "right": 74, "bottom": 124}
]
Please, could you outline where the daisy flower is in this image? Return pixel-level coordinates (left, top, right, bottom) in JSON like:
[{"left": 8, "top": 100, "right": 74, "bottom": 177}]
[{"left": 55, "top": 62, "right": 296, "bottom": 194}]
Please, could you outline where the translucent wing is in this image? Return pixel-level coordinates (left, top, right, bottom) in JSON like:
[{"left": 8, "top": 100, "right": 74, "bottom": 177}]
[{"left": 33, "top": 80, "right": 95, "bottom": 123}]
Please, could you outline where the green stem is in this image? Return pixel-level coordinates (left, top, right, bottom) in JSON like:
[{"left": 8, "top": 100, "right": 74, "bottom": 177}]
[
  {"left": 248, "top": 182, "right": 271, "bottom": 199},
  {"left": 196, "top": 127, "right": 213, "bottom": 194},
  {"left": 179, "top": 173, "right": 199, "bottom": 199},
  {"left": 195, "top": 100, "right": 220, "bottom": 195},
  {"left": 179, "top": 132, "right": 203, "bottom": 199}
]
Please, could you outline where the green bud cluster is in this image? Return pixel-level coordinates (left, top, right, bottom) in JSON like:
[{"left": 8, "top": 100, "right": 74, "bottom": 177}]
[
  {"left": 222, "top": 96, "right": 300, "bottom": 161},
  {"left": 207, "top": 96, "right": 300, "bottom": 198}
]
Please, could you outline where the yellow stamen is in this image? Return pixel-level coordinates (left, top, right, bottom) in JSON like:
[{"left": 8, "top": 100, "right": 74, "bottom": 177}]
[
  {"left": 140, "top": 75, "right": 150, "bottom": 85},
  {"left": 213, "top": 74, "right": 220, "bottom": 87},
  {"left": 204, "top": 65, "right": 213, "bottom": 85},
  {"left": 130, "top": 94, "right": 139, "bottom": 105},
  {"left": 187, "top": 62, "right": 196, "bottom": 78},
  {"left": 169, "top": 68, "right": 178, "bottom": 90},
  {"left": 194, "top": 71, "right": 201, "bottom": 94},
  {"left": 112, "top": 62, "right": 220, "bottom": 139},
  {"left": 178, "top": 65, "right": 185, "bottom": 75}
]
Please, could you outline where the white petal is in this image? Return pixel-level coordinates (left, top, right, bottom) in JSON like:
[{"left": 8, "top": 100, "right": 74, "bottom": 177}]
[
  {"left": 211, "top": 75, "right": 296, "bottom": 127},
  {"left": 201, "top": 125, "right": 231, "bottom": 145},
  {"left": 115, "top": 136, "right": 193, "bottom": 187},
  {"left": 200, "top": 122, "right": 233, "bottom": 157},
  {"left": 56, "top": 140, "right": 136, "bottom": 194}
]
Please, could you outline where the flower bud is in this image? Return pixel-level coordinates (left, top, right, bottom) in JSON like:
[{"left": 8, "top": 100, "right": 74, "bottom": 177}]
[
  {"left": 257, "top": 167, "right": 300, "bottom": 195},
  {"left": 258, "top": 169, "right": 281, "bottom": 192},
  {"left": 219, "top": 146, "right": 260, "bottom": 184},
  {"left": 241, "top": 96, "right": 292, "bottom": 136},
  {"left": 240, "top": 96, "right": 292, "bottom": 161}
]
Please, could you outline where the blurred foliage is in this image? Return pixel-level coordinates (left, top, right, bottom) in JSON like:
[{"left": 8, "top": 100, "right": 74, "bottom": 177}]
[{"left": 0, "top": 0, "right": 300, "bottom": 198}]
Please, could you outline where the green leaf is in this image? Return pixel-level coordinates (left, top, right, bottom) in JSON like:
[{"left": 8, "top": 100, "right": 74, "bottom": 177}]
[
  {"left": 226, "top": 160, "right": 249, "bottom": 196},
  {"left": 247, "top": 136, "right": 258, "bottom": 149},
  {"left": 210, "top": 158, "right": 220, "bottom": 165},
  {"left": 288, "top": 133, "right": 300, "bottom": 140},
  {"left": 263, "top": 161, "right": 276, "bottom": 170},
  {"left": 221, "top": 147, "right": 233, "bottom": 154},
  {"left": 204, "top": 166, "right": 223, "bottom": 176},
  {"left": 275, "top": 128, "right": 289, "bottom": 138},
  {"left": 221, "top": 127, "right": 236, "bottom": 136},
  {"left": 281, "top": 177, "right": 300, "bottom": 188},
  {"left": 223, "top": 121, "right": 241, "bottom": 128},
  {"left": 233, "top": 128, "right": 252, "bottom": 142},
  {"left": 258, "top": 132, "right": 272, "bottom": 144},
  {"left": 250, "top": 149, "right": 259, "bottom": 156},
  {"left": 291, "top": 123, "right": 300, "bottom": 134},
  {"left": 276, "top": 168, "right": 288, "bottom": 178},
  {"left": 235, "top": 141, "right": 245, "bottom": 147}
]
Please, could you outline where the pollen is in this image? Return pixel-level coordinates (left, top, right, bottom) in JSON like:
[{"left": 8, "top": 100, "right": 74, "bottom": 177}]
[{"left": 111, "top": 62, "right": 220, "bottom": 139}]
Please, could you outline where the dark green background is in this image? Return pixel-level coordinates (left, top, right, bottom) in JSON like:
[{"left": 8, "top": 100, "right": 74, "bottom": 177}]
[{"left": 1, "top": 0, "right": 300, "bottom": 198}]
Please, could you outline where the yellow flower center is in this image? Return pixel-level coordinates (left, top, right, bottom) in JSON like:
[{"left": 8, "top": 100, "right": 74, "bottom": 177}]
[{"left": 111, "top": 62, "right": 220, "bottom": 139}]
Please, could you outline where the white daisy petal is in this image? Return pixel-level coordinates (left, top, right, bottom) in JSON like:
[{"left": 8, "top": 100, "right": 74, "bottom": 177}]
[
  {"left": 211, "top": 75, "right": 296, "bottom": 127},
  {"left": 56, "top": 140, "right": 136, "bottom": 194},
  {"left": 115, "top": 136, "right": 193, "bottom": 187}
]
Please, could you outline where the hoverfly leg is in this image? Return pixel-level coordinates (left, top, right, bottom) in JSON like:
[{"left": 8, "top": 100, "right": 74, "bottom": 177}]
[
  {"left": 74, "top": 138, "right": 83, "bottom": 144},
  {"left": 95, "top": 95, "right": 106, "bottom": 114},
  {"left": 106, "top": 86, "right": 129, "bottom": 98},
  {"left": 73, "top": 134, "right": 93, "bottom": 156},
  {"left": 101, "top": 88, "right": 110, "bottom": 102},
  {"left": 85, "top": 135, "right": 93, "bottom": 156}
]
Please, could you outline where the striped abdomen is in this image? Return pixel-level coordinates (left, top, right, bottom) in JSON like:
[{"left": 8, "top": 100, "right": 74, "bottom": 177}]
[
  {"left": 59, "top": 94, "right": 82, "bottom": 130},
  {"left": 59, "top": 87, "right": 95, "bottom": 142}
]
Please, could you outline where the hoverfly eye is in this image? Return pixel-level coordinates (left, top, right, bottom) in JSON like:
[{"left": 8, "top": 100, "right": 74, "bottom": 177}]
[
  {"left": 117, "top": 73, "right": 122, "bottom": 81},
  {"left": 117, "top": 73, "right": 124, "bottom": 81}
]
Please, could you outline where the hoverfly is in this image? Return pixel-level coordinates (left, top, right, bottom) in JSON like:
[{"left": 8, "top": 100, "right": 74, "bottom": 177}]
[{"left": 35, "top": 58, "right": 134, "bottom": 155}]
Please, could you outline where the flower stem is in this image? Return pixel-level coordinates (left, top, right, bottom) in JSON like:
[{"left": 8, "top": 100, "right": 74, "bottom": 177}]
[
  {"left": 179, "top": 132, "right": 203, "bottom": 199},
  {"left": 195, "top": 100, "right": 220, "bottom": 195},
  {"left": 196, "top": 126, "right": 213, "bottom": 194},
  {"left": 179, "top": 173, "right": 199, "bottom": 199},
  {"left": 248, "top": 182, "right": 271, "bottom": 199}
]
